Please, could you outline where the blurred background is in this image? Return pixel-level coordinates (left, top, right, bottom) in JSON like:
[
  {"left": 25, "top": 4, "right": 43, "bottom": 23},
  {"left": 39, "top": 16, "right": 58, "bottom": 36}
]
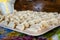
[{"left": 14, "top": 0, "right": 60, "bottom": 12}]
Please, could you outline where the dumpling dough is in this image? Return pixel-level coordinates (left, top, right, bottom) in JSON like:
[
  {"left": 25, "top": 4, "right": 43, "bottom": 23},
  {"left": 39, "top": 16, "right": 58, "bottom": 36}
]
[
  {"left": 28, "top": 21, "right": 35, "bottom": 25},
  {"left": 0, "top": 21, "right": 8, "bottom": 26},
  {"left": 48, "top": 18, "right": 58, "bottom": 26},
  {"left": 23, "top": 21, "right": 30, "bottom": 28},
  {"left": 26, "top": 24, "right": 41, "bottom": 33},
  {"left": 8, "top": 22, "right": 16, "bottom": 28},
  {"left": 0, "top": 15, "right": 4, "bottom": 22},
  {"left": 16, "top": 24, "right": 25, "bottom": 31},
  {"left": 58, "top": 14, "right": 60, "bottom": 25},
  {"left": 27, "top": 27, "right": 39, "bottom": 33},
  {"left": 39, "top": 21, "right": 49, "bottom": 29}
]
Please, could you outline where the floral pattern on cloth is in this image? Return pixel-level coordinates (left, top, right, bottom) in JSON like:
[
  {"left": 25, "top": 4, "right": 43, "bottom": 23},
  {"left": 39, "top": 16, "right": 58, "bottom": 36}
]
[{"left": 0, "top": 26, "right": 60, "bottom": 40}]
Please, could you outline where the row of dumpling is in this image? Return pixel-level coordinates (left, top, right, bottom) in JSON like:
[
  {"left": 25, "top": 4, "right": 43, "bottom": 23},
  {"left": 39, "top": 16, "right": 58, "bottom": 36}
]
[
  {"left": 0, "top": 11, "right": 60, "bottom": 32},
  {"left": 14, "top": 10, "right": 59, "bottom": 21}
]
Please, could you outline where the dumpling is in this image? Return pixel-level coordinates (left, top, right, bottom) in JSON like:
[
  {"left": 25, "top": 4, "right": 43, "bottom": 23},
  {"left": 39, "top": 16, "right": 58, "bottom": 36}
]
[
  {"left": 0, "top": 21, "right": 8, "bottom": 26},
  {"left": 26, "top": 24, "right": 42, "bottom": 33},
  {"left": 28, "top": 21, "right": 35, "bottom": 25},
  {"left": 13, "top": 20, "right": 20, "bottom": 25},
  {"left": 30, "top": 24, "right": 41, "bottom": 30},
  {"left": 0, "top": 15, "right": 4, "bottom": 22},
  {"left": 48, "top": 13, "right": 55, "bottom": 18},
  {"left": 8, "top": 22, "right": 16, "bottom": 28},
  {"left": 13, "top": 15, "right": 20, "bottom": 21},
  {"left": 33, "top": 19, "right": 41, "bottom": 24},
  {"left": 48, "top": 18, "right": 58, "bottom": 26},
  {"left": 5, "top": 17, "right": 10, "bottom": 23},
  {"left": 39, "top": 21, "right": 49, "bottom": 30},
  {"left": 27, "top": 27, "right": 39, "bottom": 33},
  {"left": 58, "top": 14, "right": 60, "bottom": 25},
  {"left": 16, "top": 24, "right": 25, "bottom": 31},
  {"left": 23, "top": 21, "right": 30, "bottom": 28}
]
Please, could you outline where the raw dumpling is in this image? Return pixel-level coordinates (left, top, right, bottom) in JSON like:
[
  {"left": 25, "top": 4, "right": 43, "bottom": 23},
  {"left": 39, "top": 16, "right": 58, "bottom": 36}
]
[
  {"left": 48, "top": 18, "right": 58, "bottom": 26},
  {"left": 26, "top": 24, "right": 42, "bottom": 33},
  {"left": 0, "top": 15, "right": 4, "bottom": 22},
  {"left": 8, "top": 22, "right": 16, "bottom": 28},
  {"left": 5, "top": 17, "right": 10, "bottom": 23},
  {"left": 39, "top": 21, "right": 49, "bottom": 29},
  {"left": 33, "top": 19, "right": 41, "bottom": 24},
  {"left": 28, "top": 21, "right": 35, "bottom": 25},
  {"left": 12, "top": 15, "right": 20, "bottom": 21},
  {"left": 27, "top": 27, "right": 39, "bottom": 33},
  {"left": 16, "top": 24, "right": 25, "bottom": 31},
  {"left": 23, "top": 22, "right": 30, "bottom": 28},
  {"left": 58, "top": 14, "right": 60, "bottom": 25},
  {"left": 0, "top": 21, "right": 8, "bottom": 26},
  {"left": 30, "top": 24, "right": 41, "bottom": 30}
]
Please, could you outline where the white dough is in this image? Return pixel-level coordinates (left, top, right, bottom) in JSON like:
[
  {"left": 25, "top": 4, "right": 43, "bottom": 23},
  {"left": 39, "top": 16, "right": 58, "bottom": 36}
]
[
  {"left": 8, "top": 22, "right": 15, "bottom": 28},
  {"left": 16, "top": 24, "right": 25, "bottom": 31},
  {"left": 0, "top": 10, "right": 60, "bottom": 31},
  {"left": 0, "top": 15, "right": 4, "bottom": 22},
  {"left": 27, "top": 27, "right": 39, "bottom": 33},
  {"left": 0, "top": 21, "right": 8, "bottom": 26},
  {"left": 23, "top": 22, "right": 30, "bottom": 28}
]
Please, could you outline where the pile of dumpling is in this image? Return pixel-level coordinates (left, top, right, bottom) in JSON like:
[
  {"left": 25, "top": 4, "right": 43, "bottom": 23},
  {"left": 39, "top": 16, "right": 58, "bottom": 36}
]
[{"left": 0, "top": 10, "right": 60, "bottom": 33}]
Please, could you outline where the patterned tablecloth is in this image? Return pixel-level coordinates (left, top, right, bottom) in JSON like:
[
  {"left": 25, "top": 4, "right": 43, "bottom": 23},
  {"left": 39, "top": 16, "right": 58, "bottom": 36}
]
[{"left": 0, "top": 26, "right": 60, "bottom": 40}]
